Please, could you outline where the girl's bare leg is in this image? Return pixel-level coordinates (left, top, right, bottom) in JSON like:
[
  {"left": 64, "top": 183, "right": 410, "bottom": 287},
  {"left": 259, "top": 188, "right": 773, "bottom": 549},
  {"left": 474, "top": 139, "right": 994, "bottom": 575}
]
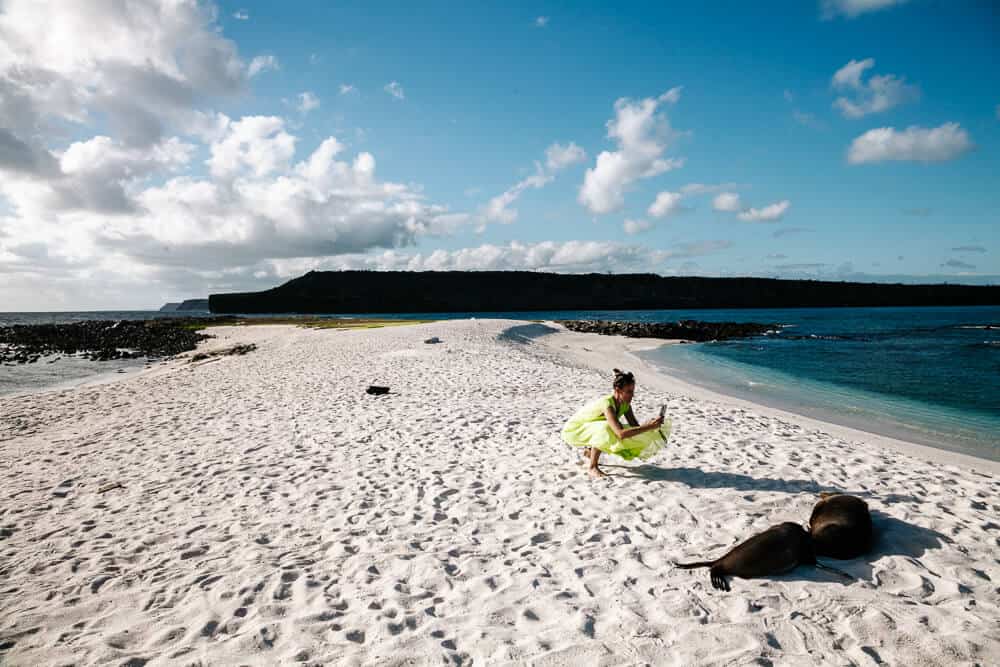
[{"left": 588, "top": 447, "right": 607, "bottom": 478}]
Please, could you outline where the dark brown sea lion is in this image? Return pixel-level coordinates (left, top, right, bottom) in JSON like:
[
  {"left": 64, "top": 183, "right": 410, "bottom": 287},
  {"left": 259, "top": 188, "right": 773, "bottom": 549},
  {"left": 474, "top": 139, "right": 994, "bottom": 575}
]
[
  {"left": 808, "top": 493, "right": 872, "bottom": 559},
  {"left": 675, "top": 522, "right": 815, "bottom": 591}
]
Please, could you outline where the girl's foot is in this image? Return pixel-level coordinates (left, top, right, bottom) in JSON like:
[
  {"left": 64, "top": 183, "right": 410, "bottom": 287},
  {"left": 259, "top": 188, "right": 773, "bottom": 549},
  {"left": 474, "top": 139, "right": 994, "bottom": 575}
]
[{"left": 588, "top": 466, "right": 608, "bottom": 479}]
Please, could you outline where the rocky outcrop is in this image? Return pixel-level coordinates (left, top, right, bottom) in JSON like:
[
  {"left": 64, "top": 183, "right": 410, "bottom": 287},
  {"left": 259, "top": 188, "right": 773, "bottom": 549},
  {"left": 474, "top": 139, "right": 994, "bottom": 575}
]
[
  {"left": 0, "top": 318, "right": 220, "bottom": 364},
  {"left": 189, "top": 343, "right": 256, "bottom": 363},
  {"left": 559, "top": 319, "right": 777, "bottom": 342}
]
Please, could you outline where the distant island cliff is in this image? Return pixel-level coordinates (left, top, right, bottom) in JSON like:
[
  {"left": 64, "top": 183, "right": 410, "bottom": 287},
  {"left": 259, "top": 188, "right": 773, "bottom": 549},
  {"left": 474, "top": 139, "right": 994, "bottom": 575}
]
[
  {"left": 207, "top": 271, "right": 1000, "bottom": 314},
  {"left": 159, "top": 299, "right": 210, "bottom": 312}
]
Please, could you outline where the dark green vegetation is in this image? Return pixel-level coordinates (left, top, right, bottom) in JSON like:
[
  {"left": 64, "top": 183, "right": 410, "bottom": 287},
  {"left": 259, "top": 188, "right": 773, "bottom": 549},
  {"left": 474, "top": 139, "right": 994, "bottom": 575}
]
[{"left": 209, "top": 271, "right": 1000, "bottom": 314}]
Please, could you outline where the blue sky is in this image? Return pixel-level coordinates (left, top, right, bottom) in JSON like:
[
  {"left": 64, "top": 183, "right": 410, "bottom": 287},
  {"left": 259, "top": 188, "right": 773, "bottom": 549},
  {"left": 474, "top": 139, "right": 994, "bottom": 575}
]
[{"left": 0, "top": 0, "right": 997, "bottom": 309}]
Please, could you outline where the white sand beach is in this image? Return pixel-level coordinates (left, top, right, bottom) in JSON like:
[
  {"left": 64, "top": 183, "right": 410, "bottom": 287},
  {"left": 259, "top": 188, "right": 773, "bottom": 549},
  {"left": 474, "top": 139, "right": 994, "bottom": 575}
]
[{"left": 1, "top": 319, "right": 998, "bottom": 666}]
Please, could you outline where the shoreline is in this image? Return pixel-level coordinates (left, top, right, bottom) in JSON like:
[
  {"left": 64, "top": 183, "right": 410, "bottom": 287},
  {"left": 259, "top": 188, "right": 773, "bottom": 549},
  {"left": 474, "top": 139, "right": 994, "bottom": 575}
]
[
  {"left": 0, "top": 354, "right": 154, "bottom": 399},
  {"left": 2, "top": 319, "right": 998, "bottom": 664},
  {"left": 7, "top": 317, "right": 998, "bottom": 474},
  {"left": 535, "top": 321, "right": 1000, "bottom": 475},
  {"left": 0, "top": 317, "right": 432, "bottom": 398},
  {"left": 637, "top": 345, "right": 998, "bottom": 465}
]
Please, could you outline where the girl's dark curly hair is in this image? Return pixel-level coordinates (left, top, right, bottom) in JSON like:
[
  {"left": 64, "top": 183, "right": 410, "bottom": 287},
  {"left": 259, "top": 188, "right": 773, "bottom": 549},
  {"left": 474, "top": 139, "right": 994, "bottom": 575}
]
[{"left": 612, "top": 368, "right": 635, "bottom": 389}]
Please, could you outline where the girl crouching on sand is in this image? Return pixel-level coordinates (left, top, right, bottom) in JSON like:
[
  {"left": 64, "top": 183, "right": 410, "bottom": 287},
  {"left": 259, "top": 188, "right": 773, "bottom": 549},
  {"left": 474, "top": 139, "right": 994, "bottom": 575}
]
[{"left": 561, "top": 369, "right": 670, "bottom": 478}]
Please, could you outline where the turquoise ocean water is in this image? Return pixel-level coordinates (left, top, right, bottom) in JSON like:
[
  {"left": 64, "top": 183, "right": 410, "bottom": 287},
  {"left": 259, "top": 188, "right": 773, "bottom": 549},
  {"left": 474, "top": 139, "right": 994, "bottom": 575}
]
[
  {"left": 629, "top": 306, "right": 1000, "bottom": 462},
  {"left": 2, "top": 306, "right": 998, "bottom": 461}
]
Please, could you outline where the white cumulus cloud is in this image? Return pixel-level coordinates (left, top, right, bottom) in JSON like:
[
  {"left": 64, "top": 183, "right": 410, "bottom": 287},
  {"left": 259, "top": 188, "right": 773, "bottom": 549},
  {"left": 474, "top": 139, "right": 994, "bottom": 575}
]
[
  {"left": 578, "top": 88, "right": 685, "bottom": 214},
  {"left": 821, "top": 0, "right": 911, "bottom": 19},
  {"left": 713, "top": 192, "right": 742, "bottom": 212},
  {"left": 339, "top": 83, "right": 356, "bottom": 95},
  {"left": 99, "top": 130, "right": 466, "bottom": 269},
  {"left": 832, "top": 58, "right": 874, "bottom": 88},
  {"left": 711, "top": 192, "right": 790, "bottom": 222},
  {"left": 847, "top": 123, "right": 973, "bottom": 164},
  {"left": 297, "top": 91, "right": 320, "bottom": 113},
  {"left": 535, "top": 16, "right": 549, "bottom": 27},
  {"left": 1, "top": 116, "right": 466, "bottom": 306},
  {"left": 0, "top": 0, "right": 246, "bottom": 149},
  {"left": 384, "top": 81, "right": 405, "bottom": 100},
  {"left": 248, "top": 55, "right": 279, "bottom": 78},
  {"left": 831, "top": 58, "right": 919, "bottom": 118},
  {"left": 623, "top": 219, "right": 652, "bottom": 235},
  {"left": 647, "top": 191, "right": 685, "bottom": 218},
  {"left": 233, "top": 9, "right": 249, "bottom": 20},
  {"left": 737, "top": 200, "right": 790, "bottom": 222},
  {"left": 483, "top": 141, "right": 587, "bottom": 225},
  {"left": 263, "top": 239, "right": 729, "bottom": 276},
  {"left": 545, "top": 142, "right": 587, "bottom": 170},
  {"left": 207, "top": 115, "right": 297, "bottom": 179},
  {"left": 0, "top": 1, "right": 478, "bottom": 308},
  {"left": 483, "top": 164, "right": 551, "bottom": 224}
]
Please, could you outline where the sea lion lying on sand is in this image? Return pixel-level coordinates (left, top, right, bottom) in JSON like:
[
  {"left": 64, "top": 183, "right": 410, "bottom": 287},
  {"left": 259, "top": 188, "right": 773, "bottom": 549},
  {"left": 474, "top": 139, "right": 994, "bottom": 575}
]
[
  {"left": 676, "top": 522, "right": 815, "bottom": 591},
  {"left": 675, "top": 522, "right": 853, "bottom": 591},
  {"left": 809, "top": 493, "right": 872, "bottom": 559}
]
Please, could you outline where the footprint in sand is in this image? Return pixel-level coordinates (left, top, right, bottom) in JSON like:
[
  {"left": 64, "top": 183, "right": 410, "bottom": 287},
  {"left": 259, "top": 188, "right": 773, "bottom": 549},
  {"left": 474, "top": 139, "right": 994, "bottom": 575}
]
[{"left": 200, "top": 620, "right": 220, "bottom": 638}]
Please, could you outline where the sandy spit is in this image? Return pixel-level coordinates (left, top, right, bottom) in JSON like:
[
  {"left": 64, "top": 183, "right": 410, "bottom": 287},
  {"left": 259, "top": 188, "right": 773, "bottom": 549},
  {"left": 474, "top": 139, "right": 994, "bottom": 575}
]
[{"left": 1, "top": 319, "right": 997, "bottom": 666}]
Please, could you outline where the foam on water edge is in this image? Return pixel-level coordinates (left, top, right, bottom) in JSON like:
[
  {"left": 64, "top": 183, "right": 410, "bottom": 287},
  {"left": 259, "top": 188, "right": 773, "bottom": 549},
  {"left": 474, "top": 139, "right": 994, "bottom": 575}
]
[{"left": 639, "top": 342, "right": 1000, "bottom": 462}]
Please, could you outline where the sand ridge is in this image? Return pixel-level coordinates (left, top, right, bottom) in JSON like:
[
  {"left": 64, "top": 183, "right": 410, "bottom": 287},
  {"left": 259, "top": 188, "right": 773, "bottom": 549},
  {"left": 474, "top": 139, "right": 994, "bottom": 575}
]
[{"left": 1, "top": 319, "right": 998, "bottom": 665}]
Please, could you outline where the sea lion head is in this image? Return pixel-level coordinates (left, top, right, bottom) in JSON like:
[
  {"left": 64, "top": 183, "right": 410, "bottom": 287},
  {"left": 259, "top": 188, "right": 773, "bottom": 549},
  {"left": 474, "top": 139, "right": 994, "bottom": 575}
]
[{"left": 809, "top": 494, "right": 872, "bottom": 560}]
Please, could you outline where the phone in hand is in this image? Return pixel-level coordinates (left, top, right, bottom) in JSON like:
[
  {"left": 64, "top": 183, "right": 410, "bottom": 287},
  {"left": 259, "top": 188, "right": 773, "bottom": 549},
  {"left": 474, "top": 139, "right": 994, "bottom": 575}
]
[{"left": 659, "top": 404, "right": 666, "bottom": 419}]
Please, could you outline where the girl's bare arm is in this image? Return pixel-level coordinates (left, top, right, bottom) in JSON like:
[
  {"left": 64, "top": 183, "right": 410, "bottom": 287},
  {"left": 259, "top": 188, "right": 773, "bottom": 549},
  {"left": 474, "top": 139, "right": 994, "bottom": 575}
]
[{"left": 604, "top": 407, "right": 660, "bottom": 440}]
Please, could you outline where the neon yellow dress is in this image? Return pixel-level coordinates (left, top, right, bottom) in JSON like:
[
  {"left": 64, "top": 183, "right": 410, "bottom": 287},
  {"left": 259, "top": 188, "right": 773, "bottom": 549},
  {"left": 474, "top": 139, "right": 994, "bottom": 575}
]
[{"left": 561, "top": 394, "right": 670, "bottom": 461}]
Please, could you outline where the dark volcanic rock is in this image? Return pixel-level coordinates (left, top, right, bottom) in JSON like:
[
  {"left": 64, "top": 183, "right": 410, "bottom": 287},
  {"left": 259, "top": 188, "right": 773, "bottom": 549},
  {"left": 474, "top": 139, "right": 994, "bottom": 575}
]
[
  {"left": 559, "top": 319, "right": 777, "bottom": 342},
  {"left": 0, "top": 318, "right": 224, "bottom": 364},
  {"left": 189, "top": 343, "right": 257, "bottom": 363}
]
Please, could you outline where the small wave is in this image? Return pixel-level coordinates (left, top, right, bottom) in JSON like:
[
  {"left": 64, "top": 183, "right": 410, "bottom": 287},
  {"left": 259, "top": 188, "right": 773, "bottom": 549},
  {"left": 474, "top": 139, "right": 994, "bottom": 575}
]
[
  {"left": 955, "top": 324, "right": 1000, "bottom": 330},
  {"left": 968, "top": 341, "right": 1000, "bottom": 349},
  {"left": 777, "top": 333, "right": 869, "bottom": 342}
]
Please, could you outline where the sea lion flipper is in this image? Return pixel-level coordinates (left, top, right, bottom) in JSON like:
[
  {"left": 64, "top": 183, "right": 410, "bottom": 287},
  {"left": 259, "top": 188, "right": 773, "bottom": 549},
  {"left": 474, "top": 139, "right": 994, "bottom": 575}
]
[{"left": 710, "top": 567, "right": 730, "bottom": 591}]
